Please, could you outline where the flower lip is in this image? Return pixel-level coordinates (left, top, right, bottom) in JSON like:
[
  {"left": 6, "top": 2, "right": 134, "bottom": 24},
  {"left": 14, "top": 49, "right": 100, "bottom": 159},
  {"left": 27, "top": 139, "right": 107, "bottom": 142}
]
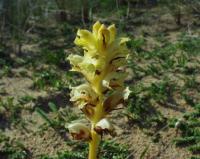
[
  {"left": 70, "top": 83, "right": 98, "bottom": 104},
  {"left": 94, "top": 118, "right": 114, "bottom": 136},
  {"left": 67, "top": 123, "right": 91, "bottom": 141}
]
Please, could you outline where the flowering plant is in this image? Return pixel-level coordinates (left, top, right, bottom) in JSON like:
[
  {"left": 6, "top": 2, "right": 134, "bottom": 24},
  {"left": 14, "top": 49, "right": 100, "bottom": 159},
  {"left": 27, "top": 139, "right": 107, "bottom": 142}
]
[{"left": 67, "top": 21, "right": 130, "bottom": 159}]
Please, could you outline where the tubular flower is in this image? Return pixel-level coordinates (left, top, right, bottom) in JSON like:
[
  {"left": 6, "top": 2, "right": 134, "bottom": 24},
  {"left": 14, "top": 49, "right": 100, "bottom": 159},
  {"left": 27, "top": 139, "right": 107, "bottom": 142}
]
[
  {"left": 67, "top": 123, "right": 91, "bottom": 141},
  {"left": 94, "top": 118, "right": 115, "bottom": 136},
  {"left": 70, "top": 83, "right": 98, "bottom": 107},
  {"left": 67, "top": 21, "right": 130, "bottom": 159}
]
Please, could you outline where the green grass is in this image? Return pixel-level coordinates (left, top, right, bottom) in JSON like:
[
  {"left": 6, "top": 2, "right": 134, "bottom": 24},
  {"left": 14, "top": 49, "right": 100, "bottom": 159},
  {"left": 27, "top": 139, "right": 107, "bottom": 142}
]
[
  {"left": 0, "top": 97, "right": 22, "bottom": 123},
  {"left": 33, "top": 68, "right": 64, "bottom": 90},
  {"left": 40, "top": 141, "right": 129, "bottom": 159},
  {"left": 126, "top": 85, "right": 166, "bottom": 130},
  {"left": 170, "top": 104, "right": 200, "bottom": 158},
  {"left": 36, "top": 102, "right": 79, "bottom": 130},
  {"left": 0, "top": 132, "right": 29, "bottom": 159},
  {"left": 178, "top": 34, "right": 200, "bottom": 55},
  {"left": 126, "top": 33, "right": 200, "bottom": 157}
]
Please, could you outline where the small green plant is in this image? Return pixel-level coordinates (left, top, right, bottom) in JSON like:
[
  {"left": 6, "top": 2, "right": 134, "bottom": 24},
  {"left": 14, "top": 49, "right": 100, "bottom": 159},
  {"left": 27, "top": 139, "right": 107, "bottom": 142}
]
[
  {"left": 178, "top": 34, "right": 200, "bottom": 56},
  {"left": 184, "top": 76, "right": 198, "bottom": 90},
  {"left": 127, "top": 90, "right": 165, "bottom": 129},
  {"left": 36, "top": 102, "right": 79, "bottom": 130},
  {"left": 18, "top": 95, "right": 35, "bottom": 105},
  {"left": 140, "top": 43, "right": 177, "bottom": 60},
  {"left": 66, "top": 21, "right": 130, "bottom": 159},
  {"left": 0, "top": 97, "right": 22, "bottom": 123},
  {"left": 177, "top": 53, "right": 188, "bottom": 67},
  {"left": 171, "top": 103, "right": 200, "bottom": 158},
  {"left": 41, "top": 48, "right": 66, "bottom": 66},
  {"left": 146, "top": 63, "right": 162, "bottom": 76},
  {"left": 0, "top": 132, "right": 28, "bottom": 159},
  {"left": 33, "top": 68, "right": 64, "bottom": 90},
  {"left": 127, "top": 38, "right": 145, "bottom": 53},
  {"left": 148, "top": 81, "right": 176, "bottom": 104},
  {"left": 0, "top": 65, "right": 13, "bottom": 78}
]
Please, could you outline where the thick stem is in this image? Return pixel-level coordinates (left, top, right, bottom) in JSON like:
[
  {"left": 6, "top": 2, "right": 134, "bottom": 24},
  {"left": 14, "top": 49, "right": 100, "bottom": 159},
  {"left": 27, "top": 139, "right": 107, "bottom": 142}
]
[
  {"left": 89, "top": 77, "right": 103, "bottom": 159},
  {"left": 88, "top": 129, "right": 100, "bottom": 159},
  {"left": 88, "top": 101, "right": 102, "bottom": 159}
]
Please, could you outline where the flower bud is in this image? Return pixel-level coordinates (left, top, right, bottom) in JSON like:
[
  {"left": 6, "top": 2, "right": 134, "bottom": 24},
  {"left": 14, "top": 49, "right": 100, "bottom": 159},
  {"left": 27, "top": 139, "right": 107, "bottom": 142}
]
[
  {"left": 92, "top": 21, "right": 101, "bottom": 37},
  {"left": 67, "top": 123, "right": 91, "bottom": 141},
  {"left": 108, "top": 24, "right": 116, "bottom": 43}
]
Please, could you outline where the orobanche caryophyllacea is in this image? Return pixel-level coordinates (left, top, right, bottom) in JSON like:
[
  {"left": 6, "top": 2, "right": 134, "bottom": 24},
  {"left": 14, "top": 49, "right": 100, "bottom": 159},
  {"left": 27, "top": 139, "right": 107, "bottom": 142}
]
[{"left": 67, "top": 21, "right": 131, "bottom": 159}]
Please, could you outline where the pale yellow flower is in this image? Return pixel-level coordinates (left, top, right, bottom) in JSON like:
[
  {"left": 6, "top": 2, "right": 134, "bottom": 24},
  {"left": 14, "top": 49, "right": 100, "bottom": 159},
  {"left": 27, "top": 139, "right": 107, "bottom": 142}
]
[
  {"left": 70, "top": 83, "right": 98, "bottom": 107},
  {"left": 67, "top": 21, "right": 131, "bottom": 159},
  {"left": 67, "top": 123, "right": 91, "bottom": 141},
  {"left": 68, "top": 21, "right": 130, "bottom": 85},
  {"left": 94, "top": 118, "right": 115, "bottom": 136}
]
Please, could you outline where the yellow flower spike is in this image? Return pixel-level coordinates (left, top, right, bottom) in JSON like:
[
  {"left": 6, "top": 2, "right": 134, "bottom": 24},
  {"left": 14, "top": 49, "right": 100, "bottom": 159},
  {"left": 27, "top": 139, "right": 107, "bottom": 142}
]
[{"left": 67, "top": 21, "right": 130, "bottom": 159}]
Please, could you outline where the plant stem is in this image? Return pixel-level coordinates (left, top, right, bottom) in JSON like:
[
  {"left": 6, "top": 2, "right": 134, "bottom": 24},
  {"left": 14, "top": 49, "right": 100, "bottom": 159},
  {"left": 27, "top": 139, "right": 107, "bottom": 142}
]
[
  {"left": 88, "top": 101, "right": 102, "bottom": 159},
  {"left": 88, "top": 128, "right": 100, "bottom": 159},
  {"left": 89, "top": 78, "right": 103, "bottom": 159}
]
